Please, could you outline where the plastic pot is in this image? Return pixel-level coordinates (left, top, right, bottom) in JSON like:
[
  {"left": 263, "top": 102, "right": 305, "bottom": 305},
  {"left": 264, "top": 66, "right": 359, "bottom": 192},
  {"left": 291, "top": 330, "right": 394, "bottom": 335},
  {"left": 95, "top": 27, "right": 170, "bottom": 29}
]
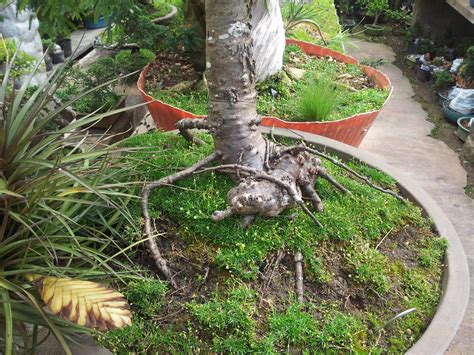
[
  {"left": 138, "top": 39, "right": 392, "bottom": 147},
  {"left": 364, "top": 24, "right": 384, "bottom": 36},
  {"left": 341, "top": 18, "right": 356, "bottom": 32},
  {"left": 442, "top": 100, "right": 474, "bottom": 124},
  {"left": 57, "top": 38, "right": 72, "bottom": 58},
  {"left": 456, "top": 117, "right": 471, "bottom": 142},
  {"left": 84, "top": 16, "right": 108, "bottom": 29},
  {"left": 44, "top": 53, "right": 54, "bottom": 71},
  {"left": 437, "top": 90, "right": 449, "bottom": 106},
  {"left": 51, "top": 49, "right": 65, "bottom": 64},
  {"left": 416, "top": 67, "right": 430, "bottom": 82}
]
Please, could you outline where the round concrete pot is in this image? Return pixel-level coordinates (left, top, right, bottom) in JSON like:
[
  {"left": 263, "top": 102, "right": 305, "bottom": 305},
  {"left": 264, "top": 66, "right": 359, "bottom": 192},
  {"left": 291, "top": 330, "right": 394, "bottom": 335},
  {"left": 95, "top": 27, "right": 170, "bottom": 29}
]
[
  {"left": 259, "top": 127, "right": 469, "bottom": 354},
  {"left": 60, "top": 128, "right": 469, "bottom": 354},
  {"left": 138, "top": 39, "right": 392, "bottom": 147},
  {"left": 364, "top": 24, "right": 385, "bottom": 36}
]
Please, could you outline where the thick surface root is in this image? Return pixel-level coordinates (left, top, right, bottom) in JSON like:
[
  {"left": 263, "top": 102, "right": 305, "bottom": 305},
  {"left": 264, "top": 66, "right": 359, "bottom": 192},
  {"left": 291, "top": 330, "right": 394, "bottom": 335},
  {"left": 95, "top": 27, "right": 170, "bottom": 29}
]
[{"left": 141, "top": 152, "right": 219, "bottom": 288}]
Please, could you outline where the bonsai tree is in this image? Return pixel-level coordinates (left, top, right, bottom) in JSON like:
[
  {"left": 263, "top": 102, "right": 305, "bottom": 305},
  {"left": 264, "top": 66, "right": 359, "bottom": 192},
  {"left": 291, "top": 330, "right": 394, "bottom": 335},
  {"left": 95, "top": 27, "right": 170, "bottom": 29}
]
[
  {"left": 357, "top": 0, "right": 389, "bottom": 25},
  {"left": 142, "top": 0, "right": 402, "bottom": 298}
]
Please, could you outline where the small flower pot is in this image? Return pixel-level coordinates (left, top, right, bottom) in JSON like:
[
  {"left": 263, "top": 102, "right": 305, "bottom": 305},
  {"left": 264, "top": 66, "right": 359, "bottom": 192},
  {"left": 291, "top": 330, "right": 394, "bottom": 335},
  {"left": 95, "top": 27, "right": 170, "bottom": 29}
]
[
  {"left": 457, "top": 117, "right": 471, "bottom": 142},
  {"left": 57, "top": 38, "right": 72, "bottom": 58},
  {"left": 341, "top": 18, "right": 356, "bottom": 32},
  {"left": 364, "top": 24, "right": 384, "bottom": 36},
  {"left": 84, "top": 16, "right": 108, "bottom": 29},
  {"left": 416, "top": 67, "right": 430, "bottom": 82},
  {"left": 51, "top": 49, "right": 65, "bottom": 64},
  {"left": 44, "top": 53, "right": 54, "bottom": 71},
  {"left": 437, "top": 90, "right": 449, "bottom": 106}
]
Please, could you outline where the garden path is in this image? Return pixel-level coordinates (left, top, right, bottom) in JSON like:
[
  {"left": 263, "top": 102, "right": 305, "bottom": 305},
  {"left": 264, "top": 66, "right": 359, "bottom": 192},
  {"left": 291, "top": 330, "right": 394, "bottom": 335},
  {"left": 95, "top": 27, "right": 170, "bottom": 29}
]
[{"left": 347, "top": 38, "right": 474, "bottom": 354}]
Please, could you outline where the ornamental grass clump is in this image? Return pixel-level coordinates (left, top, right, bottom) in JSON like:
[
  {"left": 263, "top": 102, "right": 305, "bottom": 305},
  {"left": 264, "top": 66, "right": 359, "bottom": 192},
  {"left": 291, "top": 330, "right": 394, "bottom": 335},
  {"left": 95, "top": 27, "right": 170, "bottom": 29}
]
[
  {"left": 299, "top": 77, "right": 339, "bottom": 121},
  {"left": 0, "top": 49, "right": 142, "bottom": 353}
]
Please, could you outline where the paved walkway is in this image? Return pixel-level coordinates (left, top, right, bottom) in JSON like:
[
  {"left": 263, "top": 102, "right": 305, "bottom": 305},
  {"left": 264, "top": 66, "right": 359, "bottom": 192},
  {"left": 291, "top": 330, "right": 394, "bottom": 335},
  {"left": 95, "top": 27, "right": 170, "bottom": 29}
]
[{"left": 347, "top": 39, "right": 474, "bottom": 354}]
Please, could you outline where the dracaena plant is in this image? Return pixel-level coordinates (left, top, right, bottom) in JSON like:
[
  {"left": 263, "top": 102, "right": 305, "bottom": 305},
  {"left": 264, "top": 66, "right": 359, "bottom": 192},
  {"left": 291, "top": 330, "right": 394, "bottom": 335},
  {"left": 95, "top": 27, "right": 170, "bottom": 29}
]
[{"left": 0, "top": 50, "right": 144, "bottom": 354}]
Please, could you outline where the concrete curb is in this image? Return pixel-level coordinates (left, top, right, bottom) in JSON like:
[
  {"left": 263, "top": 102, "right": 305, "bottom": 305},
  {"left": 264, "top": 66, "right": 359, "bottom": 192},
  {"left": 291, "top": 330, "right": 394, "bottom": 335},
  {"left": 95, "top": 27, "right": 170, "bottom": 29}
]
[{"left": 261, "top": 127, "right": 470, "bottom": 354}]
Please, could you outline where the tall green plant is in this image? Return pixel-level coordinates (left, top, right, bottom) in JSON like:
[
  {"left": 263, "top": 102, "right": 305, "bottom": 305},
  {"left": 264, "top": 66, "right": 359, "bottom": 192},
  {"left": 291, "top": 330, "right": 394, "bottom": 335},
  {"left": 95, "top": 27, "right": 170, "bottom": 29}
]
[
  {"left": 299, "top": 77, "right": 339, "bottom": 122},
  {"left": 0, "top": 50, "right": 143, "bottom": 353}
]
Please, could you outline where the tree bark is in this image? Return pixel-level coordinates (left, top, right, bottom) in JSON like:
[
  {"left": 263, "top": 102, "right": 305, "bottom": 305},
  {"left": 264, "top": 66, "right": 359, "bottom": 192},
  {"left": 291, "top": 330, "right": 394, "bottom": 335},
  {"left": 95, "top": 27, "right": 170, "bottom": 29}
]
[{"left": 206, "top": 0, "right": 267, "bottom": 169}]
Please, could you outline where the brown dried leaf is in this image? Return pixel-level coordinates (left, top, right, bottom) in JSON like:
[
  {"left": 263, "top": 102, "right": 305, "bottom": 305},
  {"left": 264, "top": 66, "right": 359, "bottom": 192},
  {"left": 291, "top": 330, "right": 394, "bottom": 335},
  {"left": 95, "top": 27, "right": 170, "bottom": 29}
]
[{"left": 31, "top": 275, "right": 131, "bottom": 331}]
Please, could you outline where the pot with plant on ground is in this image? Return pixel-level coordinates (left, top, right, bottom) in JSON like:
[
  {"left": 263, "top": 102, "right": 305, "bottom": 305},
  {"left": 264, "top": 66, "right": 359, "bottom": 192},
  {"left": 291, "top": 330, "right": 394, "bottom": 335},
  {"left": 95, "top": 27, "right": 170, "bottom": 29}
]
[
  {"left": 457, "top": 117, "right": 472, "bottom": 142},
  {"left": 138, "top": 39, "right": 391, "bottom": 147}
]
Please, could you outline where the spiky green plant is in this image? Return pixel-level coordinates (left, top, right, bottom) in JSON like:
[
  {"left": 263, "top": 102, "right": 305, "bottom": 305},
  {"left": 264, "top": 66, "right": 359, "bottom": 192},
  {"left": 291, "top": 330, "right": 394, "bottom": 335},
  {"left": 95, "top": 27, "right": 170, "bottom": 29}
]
[
  {"left": 0, "top": 50, "right": 143, "bottom": 354},
  {"left": 299, "top": 77, "right": 339, "bottom": 121}
]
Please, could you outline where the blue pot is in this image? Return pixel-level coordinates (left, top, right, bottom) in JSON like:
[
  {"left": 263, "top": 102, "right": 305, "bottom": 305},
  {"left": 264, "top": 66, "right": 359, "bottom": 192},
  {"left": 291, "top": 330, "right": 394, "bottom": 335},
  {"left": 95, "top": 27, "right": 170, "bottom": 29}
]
[
  {"left": 470, "top": 0, "right": 474, "bottom": 8},
  {"left": 84, "top": 16, "right": 108, "bottom": 29},
  {"left": 442, "top": 100, "right": 474, "bottom": 124}
]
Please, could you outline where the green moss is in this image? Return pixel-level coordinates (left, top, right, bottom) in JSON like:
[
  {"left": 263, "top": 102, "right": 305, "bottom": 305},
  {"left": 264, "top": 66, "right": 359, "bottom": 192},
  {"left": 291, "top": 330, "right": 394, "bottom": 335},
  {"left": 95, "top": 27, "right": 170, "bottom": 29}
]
[{"left": 97, "top": 131, "right": 446, "bottom": 353}]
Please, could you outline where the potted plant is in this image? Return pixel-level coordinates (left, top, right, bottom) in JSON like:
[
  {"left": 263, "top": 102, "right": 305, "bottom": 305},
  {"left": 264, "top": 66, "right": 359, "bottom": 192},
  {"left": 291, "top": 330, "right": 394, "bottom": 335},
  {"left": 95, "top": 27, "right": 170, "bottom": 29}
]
[
  {"left": 457, "top": 117, "right": 472, "bottom": 142},
  {"left": 387, "top": 8, "right": 412, "bottom": 36},
  {"left": 57, "top": 57, "right": 124, "bottom": 127},
  {"left": 431, "top": 71, "right": 455, "bottom": 105},
  {"left": 357, "top": 0, "right": 389, "bottom": 36},
  {"left": 0, "top": 38, "right": 36, "bottom": 83},
  {"left": 138, "top": 39, "right": 392, "bottom": 147},
  {"left": 457, "top": 46, "right": 474, "bottom": 89}
]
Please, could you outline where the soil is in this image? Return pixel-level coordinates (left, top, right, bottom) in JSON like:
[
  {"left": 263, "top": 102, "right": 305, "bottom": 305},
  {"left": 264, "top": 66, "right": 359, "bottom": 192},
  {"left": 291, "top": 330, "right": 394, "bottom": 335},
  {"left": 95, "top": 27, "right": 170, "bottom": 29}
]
[
  {"left": 361, "top": 27, "right": 474, "bottom": 199},
  {"left": 130, "top": 218, "right": 439, "bottom": 352},
  {"left": 144, "top": 52, "right": 200, "bottom": 91}
]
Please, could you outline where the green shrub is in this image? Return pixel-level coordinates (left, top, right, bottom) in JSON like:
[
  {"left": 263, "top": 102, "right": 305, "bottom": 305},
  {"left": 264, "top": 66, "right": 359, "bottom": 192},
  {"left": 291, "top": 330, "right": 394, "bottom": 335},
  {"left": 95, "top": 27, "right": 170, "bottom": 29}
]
[
  {"left": 57, "top": 57, "right": 120, "bottom": 113},
  {"left": 299, "top": 77, "right": 339, "bottom": 121},
  {"left": 357, "top": 0, "right": 389, "bottom": 25},
  {"left": 431, "top": 71, "right": 454, "bottom": 91},
  {"left": 115, "top": 49, "right": 155, "bottom": 82},
  {"left": 0, "top": 38, "right": 35, "bottom": 80},
  {"left": 461, "top": 46, "right": 474, "bottom": 81}
]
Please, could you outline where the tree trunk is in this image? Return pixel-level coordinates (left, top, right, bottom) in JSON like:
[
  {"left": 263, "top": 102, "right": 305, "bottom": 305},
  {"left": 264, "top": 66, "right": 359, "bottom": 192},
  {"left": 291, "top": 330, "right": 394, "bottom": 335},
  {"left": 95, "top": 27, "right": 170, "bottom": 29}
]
[
  {"left": 206, "top": 0, "right": 266, "bottom": 169},
  {"left": 187, "top": 0, "right": 285, "bottom": 81}
]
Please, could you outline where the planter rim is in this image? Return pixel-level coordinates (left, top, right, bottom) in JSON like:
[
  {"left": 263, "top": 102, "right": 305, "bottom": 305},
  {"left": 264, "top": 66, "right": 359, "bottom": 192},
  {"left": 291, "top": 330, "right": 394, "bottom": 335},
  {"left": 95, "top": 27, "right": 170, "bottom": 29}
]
[
  {"left": 457, "top": 117, "right": 471, "bottom": 132},
  {"left": 151, "top": 4, "right": 178, "bottom": 24},
  {"left": 364, "top": 24, "right": 384, "bottom": 30},
  {"left": 257, "top": 127, "right": 469, "bottom": 354},
  {"left": 138, "top": 38, "right": 393, "bottom": 126}
]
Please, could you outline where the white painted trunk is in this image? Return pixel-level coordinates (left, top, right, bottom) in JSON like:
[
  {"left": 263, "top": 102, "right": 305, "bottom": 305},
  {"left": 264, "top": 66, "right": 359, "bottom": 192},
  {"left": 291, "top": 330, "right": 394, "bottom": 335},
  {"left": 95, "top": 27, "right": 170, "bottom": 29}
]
[{"left": 251, "top": 0, "right": 285, "bottom": 81}]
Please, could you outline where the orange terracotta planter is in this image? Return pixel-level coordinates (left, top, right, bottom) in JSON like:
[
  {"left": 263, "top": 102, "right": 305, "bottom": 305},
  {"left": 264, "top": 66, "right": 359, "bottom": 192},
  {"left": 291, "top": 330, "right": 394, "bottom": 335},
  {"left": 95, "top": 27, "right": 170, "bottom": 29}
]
[{"left": 137, "top": 39, "right": 392, "bottom": 147}]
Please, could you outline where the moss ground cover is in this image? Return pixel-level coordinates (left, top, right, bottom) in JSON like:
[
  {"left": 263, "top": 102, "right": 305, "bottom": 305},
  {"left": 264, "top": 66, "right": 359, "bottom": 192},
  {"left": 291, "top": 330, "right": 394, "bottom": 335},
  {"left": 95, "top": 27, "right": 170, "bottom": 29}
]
[
  {"left": 148, "top": 45, "right": 389, "bottom": 122},
  {"left": 96, "top": 131, "right": 446, "bottom": 353}
]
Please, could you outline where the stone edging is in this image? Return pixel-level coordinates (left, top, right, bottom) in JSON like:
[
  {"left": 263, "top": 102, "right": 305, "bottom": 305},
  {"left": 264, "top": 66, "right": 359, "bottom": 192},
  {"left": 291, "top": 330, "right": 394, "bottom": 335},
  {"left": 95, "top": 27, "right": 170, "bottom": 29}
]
[{"left": 260, "top": 127, "right": 470, "bottom": 354}]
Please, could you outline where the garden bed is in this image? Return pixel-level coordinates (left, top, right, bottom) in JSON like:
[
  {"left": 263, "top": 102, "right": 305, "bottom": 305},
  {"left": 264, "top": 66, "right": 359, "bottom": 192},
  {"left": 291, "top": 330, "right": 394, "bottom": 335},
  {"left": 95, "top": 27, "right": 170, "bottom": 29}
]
[
  {"left": 96, "top": 130, "right": 448, "bottom": 353},
  {"left": 138, "top": 39, "right": 391, "bottom": 147}
]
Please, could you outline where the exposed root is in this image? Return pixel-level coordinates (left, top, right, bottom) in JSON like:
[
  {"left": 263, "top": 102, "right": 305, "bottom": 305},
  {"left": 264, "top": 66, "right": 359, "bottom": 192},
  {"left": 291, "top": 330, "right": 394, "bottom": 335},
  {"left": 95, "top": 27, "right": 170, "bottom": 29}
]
[
  {"left": 284, "top": 143, "right": 406, "bottom": 203},
  {"left": 294, "top": 251, "right": 304, "bottom": 304},
  {"left": 195, "top": 163, "right": 322, "bottom": 226},
  {"left": 262, "top": 249, "right": 285, "bottom": 290},
  {"left": 141, "top": 152, "right": 220, "bottom": 288},
  {"left": 176, "top": 118, "right": 209, "bottom": 145}
]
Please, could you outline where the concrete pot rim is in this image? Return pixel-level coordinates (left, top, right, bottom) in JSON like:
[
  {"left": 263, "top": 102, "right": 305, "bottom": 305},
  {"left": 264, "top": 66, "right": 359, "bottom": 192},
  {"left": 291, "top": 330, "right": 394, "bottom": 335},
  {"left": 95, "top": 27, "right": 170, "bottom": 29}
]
[{"left": 260, "top": 127, "right": 469, "bottom": 354}]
